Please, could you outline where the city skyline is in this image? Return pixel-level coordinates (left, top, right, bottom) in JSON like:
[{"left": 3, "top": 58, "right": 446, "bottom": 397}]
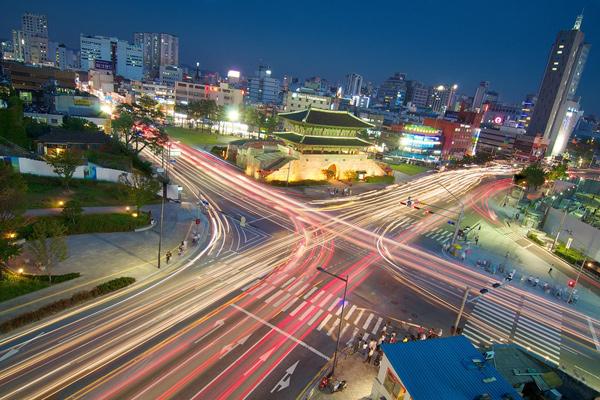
[{"left": 1, "top": 0, "right": 599, "bottom": 115}]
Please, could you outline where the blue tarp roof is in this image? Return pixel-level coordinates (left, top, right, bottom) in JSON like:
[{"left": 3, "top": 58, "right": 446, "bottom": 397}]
[{"left": 382, "top": 335, "right": 522, "bottom": 400}]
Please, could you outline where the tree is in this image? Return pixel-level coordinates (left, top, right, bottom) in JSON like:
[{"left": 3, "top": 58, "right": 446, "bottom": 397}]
[
  {"left": 61, "top": 200, "right": 83, "bottom": 225},
  {"left": 28, "top": 219, "right": 68, "bottom": 283},
  {"left": 112, "top": 104, "right": 168, "bottom": 155},
  {"left": 546, "top": 162, "right": 568, "bottom": 181},
  {"left": 61, "top": 116, "right": 99, "bottom": 132},
  {"left": 47, "top": 149, "right": 83, "bottom": 189},
  {"left": 0, "top": 164, "right": 27, "bottom": 268},
  {"left": 516, "top": 163, "right": 546, "bottom": 190},
  {"left": 119, "top": 172, "right": 160, "bottom": 213}
]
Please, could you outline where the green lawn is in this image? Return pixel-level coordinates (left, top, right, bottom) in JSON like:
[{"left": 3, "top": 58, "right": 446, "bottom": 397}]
[
  {"left": 19, "top": 212, "right": 151, "bottom": 238},
  {"left": 388, "top": 163, "right": 430, "bottom": 176},
  {"left": 0, "top": 272, "right": 80, "bottom": 302},
  {"left": 23, "top": 174, "right": 134, "bottom": 209},
  {"left": 166, "top": 126, "right": 240, "bottom": 147}
]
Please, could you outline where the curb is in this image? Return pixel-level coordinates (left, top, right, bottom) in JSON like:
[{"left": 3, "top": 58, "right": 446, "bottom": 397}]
[{"left": 134, "top": 220, "right": 157, "bottom": 232}]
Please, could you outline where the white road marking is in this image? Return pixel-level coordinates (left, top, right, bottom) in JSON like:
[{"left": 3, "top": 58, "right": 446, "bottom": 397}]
[
  {"left": 587, "top": 316, "right": 600, "bottom": 351},
  {"left": 307, "top": 310, "right": 324, "bottom": 326},
  {"left": 317, "top": 314, "right": 332, "bottom": 331},
  {"left": 372, "top": 317, "right": 383, "bottom": 335},
  {"left": 354, "top": 309, "right": 365, "bottom": 325},
  {"left": 231, "top": 304, "right": 328, "bottom": 360},
  {"left": 302, "top": 287, "right": 318, "bottom": 300},
  {"left": 319, "top": 293, "right": 333, "bottom": 308},
  {"left": 289, "top": 301, "right": 307, "bottom": 317},
  {"left": 328, "top": 297, "right": 341, "bottom": 312},
  {"left": 345, "top": 305, "right": 357, "bottom": 320},
  {"left": 363, "top": 314, "right": 374, "bottom": 330}
]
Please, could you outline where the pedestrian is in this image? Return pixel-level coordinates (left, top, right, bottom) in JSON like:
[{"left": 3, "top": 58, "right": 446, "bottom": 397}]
[
  {"left": 353, "top": 337, "right": 361, "bottom": 354},
  {"left": 365, "top": 347, "right": 374, "bottom": 364},
  {"left": 362, "top": 339, "right": 369, "bottom": 355},
  {"left": 178, "top": 243, "right": 184, "bottom": 256},
  {"left": 390, "top": 332, "right": 397, "bottom": 344},
  {"left": 378, "top": 333, "right": 386, "bottom": 347},
  {"left": 369, "top": 338, "right": 377, "bottom": 350},
  {"left": 548, "top": 267, "right": 553, "bottom": 274},
  {"left": 475, "top": 236, "right": 479, "bottom": 245},
  {"left": 165, "top": 250, "right": 172, "bottom": 264}
]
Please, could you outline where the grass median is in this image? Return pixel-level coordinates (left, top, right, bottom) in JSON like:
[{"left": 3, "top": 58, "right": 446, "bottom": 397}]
[
  {"left": 0, "top": 277, "right": 136, "bottom": 333},
  {"left": 0, "top": 271, "right": 81, "bottom": 303}
]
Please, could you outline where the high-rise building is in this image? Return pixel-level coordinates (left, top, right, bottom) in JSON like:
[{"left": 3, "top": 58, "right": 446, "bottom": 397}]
[
  {"left": 405, "top": 80, "right": 430, "bottom": 108},
  {"left": 344, "top": 73, "right": 363, "bottom": 97},
  {"left": 376, "top": 72, "right": 407, "bottom": 109},
  {"left": 133, "top": 33, "right": 179, "bottom": 81},
  {"left": 471, "top": 81, "right": 489, "bottom": 111},
  {"left": 526, "top": 14, "right": 590, "bottom": 157},
  {"left": 11, "top": 30, "right": 24, "bottom": 61},
  {"left": 19, "top": 13, "right": 49, "bottom": 64},
  {"left": 428, "top": 84, "right": 457, "bottom": 114},
  {"left": 518, "top": 94, "right": 537, "bottom": 129},
  {"left": 80, "top": 35, "right": 143, "bottom": 81},
  {"left": 247, "top": 65, "right": 280, "bottom": 105},
  {"left": 48, "top": 42, "right": 79, "bottom": 70}
]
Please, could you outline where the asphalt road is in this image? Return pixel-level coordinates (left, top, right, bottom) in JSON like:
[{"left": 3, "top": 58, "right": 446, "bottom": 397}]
[{"left": 0, "top": 147, "right": 598, "bottom": 399}]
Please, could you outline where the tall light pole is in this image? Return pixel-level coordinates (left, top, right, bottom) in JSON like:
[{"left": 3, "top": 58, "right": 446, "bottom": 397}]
[
  {"left": 157, "top": 143, "right": 171, "bottom": 269},
  {"left": 454, "top": 278, "right": 511, "bottom": 334},
  {"left": 437, "top": 182, "right": 464, "bottom": 246},
  {"left": 316, "top": 267, "right": 348, "bottom": 377}
]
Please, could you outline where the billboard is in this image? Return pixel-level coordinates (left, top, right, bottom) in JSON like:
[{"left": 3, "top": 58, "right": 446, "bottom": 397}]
[{"left": 94, "top": 59, "right": 113, "bottom": 71}]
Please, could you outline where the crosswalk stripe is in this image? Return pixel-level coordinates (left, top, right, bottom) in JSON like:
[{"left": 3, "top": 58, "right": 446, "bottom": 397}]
[
  {"left": 518, "top": 316, "right": 561, "bottom": 338},
  {"left": 513, "top": 338, "right": 559, "bottom": 361},
  {"left": 470, "top": 314, "right": 511, "bottom": 335},
  {"left": 354, "top": 309, "right": 365, "bottom": 325},
  {"left": 281, "top": 277, "right": 296, "bottom": 288},
  {"left": 271, "top": 274, "right": 290, "bottom": 286},
  {"left": 345, "top": 305, "right": 357, "bottom": 320},
  {"left": 516, "top": 323, "right": 561, "bottom": 346},
  {"left": 307, "top": 310, "right": 324, "bottom": 326},
  {"left": 299, "top": 305, "right": 316, "bottom": 321},
  {"left": 328, "top": 297, "right": 341, "bottom": 312},
  {"left": 514, "top": 330, "right": 560, "bottom": 352},
  {"left": 363, "top": 314, "right": 375, "bottom": 330},
  {"left": 350, "top": 327, "right": 359, "bottom": 342},
  {"left": 476, "top": 300, "right": 516, "bottom": 320},
  {"left": 319, "top": 293, "right": 333, "bottom": 308},
  {"left": 340, "top": 323, "right": 350, "bottom": 338},
  {"left": 313, "top": 290, "right": 325, "bottom": 302},
  {"left": 272, "top": 292, "right": 291, "bottom": 308},
  {"left": 265, "top": 289, "right": 284, "bottom": 304},
  {"left": 462, "top": 328, "right": 493, "bottom": 345},
  {"left": 240, "top": 279, "right": 260, "bottom": 292},
  {"left": 327, "top": 319, "right": 340, "bottom": 336},
  {"left": 294, "top": 283, "right": 310, "bottom": 296},
  {"left": 288, "top": 279, "right": 304, "bottom": 293},
  {"left": 474, "top": 306, "right": 514, "bottom": 326},
  {"left": 318, "top": 314, "right": 332, "bottom": 331},
  {"left": 335, "top": 304, "right": 344, "bottom": 316},
  {"left": 281, "top": 297, "right": 298, "bottom": 312},
  {"left": 303, "top": 286, "right": 319, "bottom": 300},
  {"left": 372, "top": 317, "right": 383, "bottom": 335},
  {"left": 256, "top": 285, "right": 276, "bottom": 299},
  {"left": 290, "top": 301, "right": 307, "bottom": 317}
]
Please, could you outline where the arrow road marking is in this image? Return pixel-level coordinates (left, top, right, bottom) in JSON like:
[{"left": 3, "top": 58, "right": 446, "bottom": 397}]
[
  {"left": 218, "top": 334, "right": 250, "bottom": 359},
  {"left": 270, "top": 360, "right": 299, "bottom": 393},
  {"left": 0, "top": 331, "right": 44, "bottom": 363},
  {"left": 243, "top": 348, "right": 275, "bottom": 377},
  {"left": 194, "top": 320, "right": 225, "bottom": 344}
]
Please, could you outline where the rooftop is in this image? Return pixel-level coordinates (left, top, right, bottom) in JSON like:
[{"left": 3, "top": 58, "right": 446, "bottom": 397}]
[
  {"left": 273, "top": 131, "right": 373, "bottom": 147},
  {"left": 278, "top": 108, "right": 374, "bottom": 129},
  {"left": 402, "top": 123, "right": 442, "bottom": 136},
  {"left": 36, "top": 129, "right": 111, "bottom": 145},
  {"left": 382, "top": 335, "right": 522, "bottom": 400}
]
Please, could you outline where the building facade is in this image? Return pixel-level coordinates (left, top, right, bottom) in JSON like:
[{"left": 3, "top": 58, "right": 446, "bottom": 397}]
[
  {"left": 344, "top": 73, "right": 363, "bottom": 97},
  {"left": 392, "top": 124, "right": 442, "bottom": 163},
  {"left": 526, "top": 14, "right": 590, "bottom": 157},
  {"left": 159, "top": 65, "right": 183, "bottom": 86},
  {"left": 283, "top": 89, "right": 333, "bottom": 112},
  {"left": 471, "top": 81, "right": 489, "bottom": 111},
  {"left": 423, "top": 117, "right": 473, "bottom": 160},
  {"left": 376, "top": 72, "right": 407, "bottom": 110},
  {"left": 20, "top": 13, "right": 49, "bottom": 65},
  {"left": 133, "top": 32, "right": 179, "bottom": 81},
  {"left": 80, "top": 35, "right": 143, "bottom": 81},
  {"left": 405, "top": 80, "right": 429, "bottom": 108},
  {"left": 247, "top": 65, "right": 280, "bottom": 105},
  {"left": 175, "top": 81, "right": 244, "bottom": 107}
]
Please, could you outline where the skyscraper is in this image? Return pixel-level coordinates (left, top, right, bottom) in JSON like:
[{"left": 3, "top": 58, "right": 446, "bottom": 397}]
[
  {"left": 247, "top": 65, "right": 281, "bottom": 105},
  {"left": 471, "top": 81, "right": 489, "bottom": 111},
  {"left": 134, "top": 33, "right": 179, "bottom": 80},
  {"left": 80, "top": 35, "right": 143, "bottom": 81},
  {"left": 344, "top": 73, "right": 363, "bottom": 97},
  {"left": 376, "top": 72, "right": 407, "bottom": 110},
  {"left": 526, "top": 14, "right": 590, "bottom": 157},
  {"left": 19, "top": 13, "right": 48, "bottom": 64}
]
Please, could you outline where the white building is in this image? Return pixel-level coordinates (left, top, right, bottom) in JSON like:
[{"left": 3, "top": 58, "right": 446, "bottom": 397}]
[
  {"left": 247, "top": 65, "right": 280, "bottom": 105},
  {"left": 175, "top": 82, "right": 244, "bottom": 107},
  {"left": 283, "top": 89, "right": 333, "bottom": 112},
  {"left": 131, "top": 81, "right": 175, "bottom": 107},
  {"left": 20, "top": 13, "right": 48, "bottom": 64},
  {"left": 80, "top": 35, "right": 143, "bottom": 81},
  {"left": 344, "top": 73, "right": 363, "bottom": 97},
  {"left": 48, "top": 42, "right": 79, "bottom": 70}
]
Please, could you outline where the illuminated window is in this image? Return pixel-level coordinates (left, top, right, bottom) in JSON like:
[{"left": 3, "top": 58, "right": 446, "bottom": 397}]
[
  {"left": 557, "top": 50, "right": 563, "bottom": 54},
  {"left": 552, "top": 67, "right": 557, "bottom": 71},
  {"left": 559, "top": 44, "right": 564, "bottom": 49}
]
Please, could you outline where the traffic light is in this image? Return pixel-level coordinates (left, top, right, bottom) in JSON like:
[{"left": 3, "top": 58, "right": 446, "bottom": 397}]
[{"left": 568, "top": 279, "right": 576, "bottom": 288}]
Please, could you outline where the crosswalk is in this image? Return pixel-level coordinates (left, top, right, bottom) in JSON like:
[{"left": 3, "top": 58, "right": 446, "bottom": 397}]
[
  {"left": 423, "top": 226, "right": 454, "bottom": 244},
  {"left": 386, "top": 216, "right": 454, "bottom": 245},
  {"left": 242, "top": 276, "right": 388, "bottom": 343},
  {"left": 462, "top": 291, "right": 562, "bottom": 364}
]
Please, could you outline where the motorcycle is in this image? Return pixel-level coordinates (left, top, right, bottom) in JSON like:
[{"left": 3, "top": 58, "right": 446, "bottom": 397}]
[{"left": 329, "top": 379, "right": 347, "bottom": 393}]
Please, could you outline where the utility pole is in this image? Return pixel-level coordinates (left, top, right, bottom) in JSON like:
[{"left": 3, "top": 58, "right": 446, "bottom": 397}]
[
  {"left": 436, "top": 182, "right": 464, "bottom": 247},
  {"left": 316, "top": 267, "right": 348, "bottom": 377},
  {"left": 568, "top": 257, "right": 589, "bottom": 304},
  {"left": 551, "top": 209, "right": 568, "bottom": 252},
  {"left": 453, "top": 286, "right": 470, "bottom": 334},
  {"left": 157, "top": 144, "right": 171, "bottom": 269}
]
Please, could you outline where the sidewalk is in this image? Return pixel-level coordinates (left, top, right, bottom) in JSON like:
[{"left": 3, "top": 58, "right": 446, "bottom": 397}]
[
  {"left": 0, "top": 202, "right": 207, "bottom": 323},
  {"left": 310, "top": 352, "right": 377, "bottom": 400}
]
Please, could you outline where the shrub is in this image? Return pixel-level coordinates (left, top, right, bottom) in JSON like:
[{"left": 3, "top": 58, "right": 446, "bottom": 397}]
[
  {"left": 365, "top": 175, "right": 395, "bottom": 184},
  {"left": 554, "top": 244, "right": 586, "bottom": 265},
  {"left": 0, "top": 276, "right": 135, "bottom": 333},
  {"left": 269, "top": 179, "right": 328, "bottom": 187},
  {"left": 527, "top": 232, "right": 545, "bottom": 246}
]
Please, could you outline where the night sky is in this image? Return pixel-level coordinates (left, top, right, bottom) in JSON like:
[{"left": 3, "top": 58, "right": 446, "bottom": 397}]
[{"left": 2, "top": 0, "right": 599, "bottom": 115}]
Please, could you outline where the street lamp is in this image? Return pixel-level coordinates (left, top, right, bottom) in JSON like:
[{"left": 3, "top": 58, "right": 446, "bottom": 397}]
[
  {"left": 454, "top": 278, "right": 510, "bottom": 334},
  {"left": 316, "top": 267, "right": 348, "bottom": 377},
  {"left": 437, "top": 182, "right": 464, "bottom": 246}
]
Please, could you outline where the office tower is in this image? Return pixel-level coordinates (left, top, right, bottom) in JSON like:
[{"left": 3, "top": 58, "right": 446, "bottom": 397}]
[
  {"left": 80, "top": 35, "right": 143, "bottom": 81},
  {"left": 19, "top": 13, "right": 48, "bottom": 64},
  {"left": 405, "top": 80, "right": 430, "bottom": 108},
  {"left": 518, "top": 94, "right": 537, "bottom": 129},
  {"left": 247, "top": 65, "right": 281, "bottom": 105},
  {"left": 428, "top": 84, "right": 457, "bottom": 114},
  {"left": 376, "top": 72, "right": 407, "bottom": 109},
  {"left": 472, "top": 81, "right": 489, "bottom": 111},
  {"left": 526, "top": 14, "right": 590, "bottom": 157},
  {"left": 134, "top": 33, "right": 179, "bottom": 80},
  {"left": 344, "top": 73, "right": 363, "bottom": 97}
]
